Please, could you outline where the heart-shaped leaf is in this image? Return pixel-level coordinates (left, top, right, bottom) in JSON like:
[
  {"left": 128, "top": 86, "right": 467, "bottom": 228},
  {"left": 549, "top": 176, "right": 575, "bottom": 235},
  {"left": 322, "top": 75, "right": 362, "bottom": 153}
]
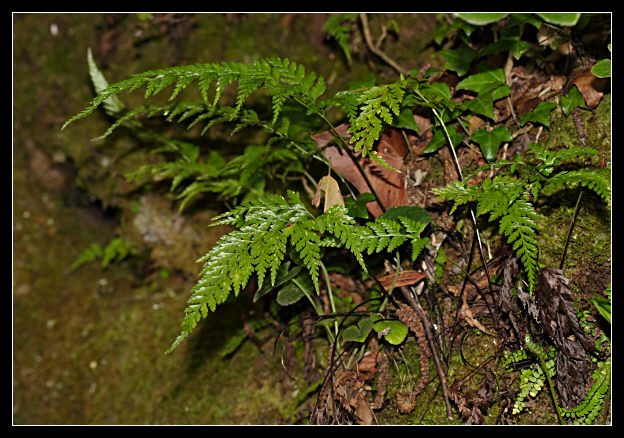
[
  {"left": 439, "top": 44, "right": 479, "bottom": 77},
  {"left": 560, "top": 85, "right": 587, "bottom": 116},
  {"left": 470, "top": 126, "right": 513, "bottom": 162},
  {"left": 457, "top": 68, "right": 506, "bottom": 94},
  {"left": 373, "top": 319, "right": 408, "bottom": 345},
  {"left": 519, "top": 101, "right": 557, "bottom": 127},
  {"left": 342, "top": 317, "right": 374, "bottom": 343}
]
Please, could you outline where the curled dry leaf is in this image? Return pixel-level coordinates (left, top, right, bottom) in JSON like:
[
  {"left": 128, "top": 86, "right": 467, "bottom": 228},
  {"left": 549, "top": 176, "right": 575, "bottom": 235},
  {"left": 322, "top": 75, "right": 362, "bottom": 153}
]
[
  {"left": 396, "top": 391, "right": 415, "bottom": 414},
  {"left": 311, "top": 124, "right": 409, "bottom": 217},
  {"left": 312, "top": 175, "right": 345, "bottom": 211},
  {"left": 564, "top": 66, "right": 608, "bottom": 109}
]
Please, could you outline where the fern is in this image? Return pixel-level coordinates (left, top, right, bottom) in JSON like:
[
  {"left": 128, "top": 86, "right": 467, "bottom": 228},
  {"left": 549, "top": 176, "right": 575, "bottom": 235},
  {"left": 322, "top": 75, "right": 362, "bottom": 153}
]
[
  {"left": 504, "top": 341, "right": 557, "bottom": 415},
  {"left": 560, "top": 361, "right": 610, "bottom": 424},
  {"left": 329, "top": 79, "right": 407, "bottom": 168},
  {"left": 435, "top": 143, "right": 610, "bottom": 292},
  {"left": 167, "top": 191, "right": 430, "bottom": 353},
  {"left": 506, "top": 336, "right": 611, "bottom": 424},
  {"left": 62, "top": 57, "right": 327, "bottom": 131},
  {"left": 436, "top": 175, "right": 540, "bottom": 290},
  {"left": 323, "top": 13, "right": 357, "bottom": 66}
]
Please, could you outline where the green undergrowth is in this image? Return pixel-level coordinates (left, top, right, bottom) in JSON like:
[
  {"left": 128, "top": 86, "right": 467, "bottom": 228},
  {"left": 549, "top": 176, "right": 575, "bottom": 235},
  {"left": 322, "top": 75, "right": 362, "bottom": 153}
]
[{"left": 15, "top": 13, "right": 611, "bottom": 425}]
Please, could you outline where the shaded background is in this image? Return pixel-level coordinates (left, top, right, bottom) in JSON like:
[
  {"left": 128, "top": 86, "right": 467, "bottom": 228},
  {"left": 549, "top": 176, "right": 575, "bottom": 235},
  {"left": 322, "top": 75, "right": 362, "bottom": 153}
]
[{"left": 12, "top": 13, "right": 441, "bottom": 424}]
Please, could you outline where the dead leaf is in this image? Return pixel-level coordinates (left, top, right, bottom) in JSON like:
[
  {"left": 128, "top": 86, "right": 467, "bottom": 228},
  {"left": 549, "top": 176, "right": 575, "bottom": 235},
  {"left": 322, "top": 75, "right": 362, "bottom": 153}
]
[
  {"left": 372, "top": 270, "right": 427, "bottom": 290},
  {"left": 311, "top": 124, "right": 409, "bottom": 217},
  {"left": 460, "top": 293, "right": 495, "bottom": 337},
  {"left": 396, "top": 391, "right": 415, "bottom": 414},
  {"left": 533, "top": 268, "right": 595, "bottom": 409},
  {"left": 355, "top": 399, "right": 374, "bottom": 425},
  {"left": 564, "top": 67, "right": 608, "bottom": 108},
  {"left": 313, "top": 175, "right": 345, "bottom": 211}
]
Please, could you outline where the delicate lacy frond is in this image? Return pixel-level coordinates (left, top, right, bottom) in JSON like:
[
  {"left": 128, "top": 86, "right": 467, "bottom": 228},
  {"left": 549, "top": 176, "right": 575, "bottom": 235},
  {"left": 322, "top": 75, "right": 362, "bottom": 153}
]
[
  {"left": 435, "top": 143, "right": 610, "bottom": 292},
  {"left": 327, "top": 79, "right": 407, "bottom": 169},
  {"left": 167, "top": 194, "right": 429, "bottom": 352},
  {"left": 541, "top": 169, "right": 611, "bottom": 204},
  {"left": 63, "top": 57, "right": 326, "bottom": 130},
  {"left": 323, "top": 13, "right": 357, "bottom": 65},
  {"left": 435, "top": 175, "right": 540, "bottom": 290}
]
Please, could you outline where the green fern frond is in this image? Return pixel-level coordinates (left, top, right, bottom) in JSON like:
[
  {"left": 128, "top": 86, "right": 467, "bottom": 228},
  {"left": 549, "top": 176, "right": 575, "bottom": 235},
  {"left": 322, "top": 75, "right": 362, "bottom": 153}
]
[
  {"left": 560, "top": 361, "right": 610, "bottom": 424},
  {"left": 542, "top": 168, "right": 611, "bottom": 204},
  {"left": 326, "top": 79, "right": 407, "bottom": 169},
  {"left": 323, "top": 13, "right": 357, "bottom": 65},
  {"left": 63, "top": 57, "right": 326, "bottom": 131},
  {"left": 167, "top": 193, "right": 430, "bottom": 352},
  {"left": 435, "top": 175, "right": 540, "bottom": 290}
]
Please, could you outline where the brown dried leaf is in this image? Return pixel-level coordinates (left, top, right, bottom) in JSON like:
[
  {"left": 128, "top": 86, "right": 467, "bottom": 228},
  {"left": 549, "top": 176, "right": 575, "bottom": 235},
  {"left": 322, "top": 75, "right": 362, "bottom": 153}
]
[
  {"left": 311, "top": 124, "right": 408, "bottom": 217},
  {"left": 375, "top": 270, "right": 426, "bottom": 290},
  {"left": 565, "top": 67, "right": 608, "bottom": 108},
  {"left": 533, "top": 268, "right": 595, "bottom": 409},
  {"left": 354, "top": 399, "right": 374, "bottom": 425},
  {"left": 534, "top": 268, "right": 595, "bottom": 356}
]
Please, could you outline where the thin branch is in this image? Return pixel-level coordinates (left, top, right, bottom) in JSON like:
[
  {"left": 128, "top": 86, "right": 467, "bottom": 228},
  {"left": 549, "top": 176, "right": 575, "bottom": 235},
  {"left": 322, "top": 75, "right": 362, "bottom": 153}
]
[
  {"left": 359, "top": 13, "right": 409, "bottom": 77},
  {"left": 399, "top": 285, "right": 455, "bottom": 420},
  {"left": 559, "top": 189, "right": 583, "bottom": 270}
]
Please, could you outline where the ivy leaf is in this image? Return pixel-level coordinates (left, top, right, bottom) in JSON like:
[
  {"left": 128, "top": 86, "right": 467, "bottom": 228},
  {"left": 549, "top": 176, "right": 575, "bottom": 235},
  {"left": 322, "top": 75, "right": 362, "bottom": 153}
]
[
  {"left": 373, "top": 319, "right": 408, "bottom": 345},
  {"left": 464, "top": 92, "right": 495, "bottom": 120},
  {"left": 438, "top": 44, "right": 479, "bottom": 77},
  {"left": 343, "top": 317, "right": 374, "bottom": 343},
  {"left": 455, "top": 13, "right": 509, "bottom": 26},
  {"left": 479, "top": 36, "right": 530, "bottom": 60},
  {"left": 536, "top": 13, "right": 581, "bottom": 27},
  {"left": 345, "top": 192, "right": 376, "bottom": 219},
  {"left": 560, "top": 85, "right": 587, "bottom": 116},
  {"left": 470, "top": 126, "right": 513, "bottom": 162},
  {"left": 591, "top": 59, "right": 611, "bottom": 78},
  {"left": 456, "top": 68, "right": 507, "bottom": 94},
  {"left": 391, "top": 107, "right": 420, "bottom": 132},
  {"left": 519, "top": 101, "right": 557, "bottom": 127}
]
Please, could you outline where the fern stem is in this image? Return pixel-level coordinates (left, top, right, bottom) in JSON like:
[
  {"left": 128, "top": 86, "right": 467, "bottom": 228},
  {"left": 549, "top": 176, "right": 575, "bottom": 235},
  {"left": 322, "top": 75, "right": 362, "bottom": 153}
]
[
  {"left": 526, "top": 336, "right": 564, "bottom": 425},
  {"left": 559, "top": 189, "right": 583, "bottom": 270},
  {"left": 320, "top": 261, "right": 340, "bottom": 339},
  {"left": 425, "top": 97, "right": 502, "bottom": 333}
]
